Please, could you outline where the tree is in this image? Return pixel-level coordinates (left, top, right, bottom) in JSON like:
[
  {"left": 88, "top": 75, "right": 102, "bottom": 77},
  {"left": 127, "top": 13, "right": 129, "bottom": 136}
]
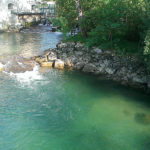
[{"left": 75, "top": 0, "right": 87, "bottom": 37}]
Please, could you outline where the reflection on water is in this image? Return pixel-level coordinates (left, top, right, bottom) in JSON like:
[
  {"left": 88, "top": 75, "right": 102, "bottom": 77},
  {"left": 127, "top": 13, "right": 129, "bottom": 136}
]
[
  {"left": 0, "top": 26, "right": 62, "bottom": 58},
  {"left": 0, "top": 27, "right": 150, "bottom": 150}
]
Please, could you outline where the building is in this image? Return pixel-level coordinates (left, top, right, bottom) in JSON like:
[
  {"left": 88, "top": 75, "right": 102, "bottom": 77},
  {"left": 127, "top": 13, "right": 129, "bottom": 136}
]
[
  {"left": 0, "top": 0, "right": 42, "bottom": 31},
  {"left": 40, "top": 1, "right": 56, "bottom": 17}
]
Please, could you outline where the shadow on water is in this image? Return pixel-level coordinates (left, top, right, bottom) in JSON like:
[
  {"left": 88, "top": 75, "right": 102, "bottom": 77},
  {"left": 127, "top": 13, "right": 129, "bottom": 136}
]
[{"left": 134, "top": 113, "right": 150, "bottom": 125}]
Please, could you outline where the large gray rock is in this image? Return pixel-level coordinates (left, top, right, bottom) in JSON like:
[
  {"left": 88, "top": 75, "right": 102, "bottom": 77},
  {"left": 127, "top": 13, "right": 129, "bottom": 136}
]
[
  {"left": 132, "top": 75, "right": 147, "bottom": 84},
  {"left": 57, "top": 42, "right": 75, "bottom": 49},
  {"left": 75, "top": 62, "right": 85, "bottom": 70},
  {"left": 92, "top": 47, "right": 102, "bottom": 54},
  {"left": 59, "top": 53, "right": 67, "bottom": 60},
  {"left": 47, "top": 52, "right": 57, "bottom": 61},
  {"left": 64, "top": 58, "right": 73, "bottom": 67},
  {"left": 66, "top": 48, "right": 74, "bottom": 53},
  {"left": 96, "top": 66, "right": 105, "bottom": 74},
  {"left": 116, "top": 67, "right": 127, "bottom": 76},
  {"left": 82, "top": 46, "right": 89, "bottom": 52},
  {"left": 43, "top": 49, "right": 51, "bottom": 56},
  {"left": 105, "top": 67, "right": 116, "bottom": 75},
  {"left": 66, "top": 42, "right": 76, "bottom": 48},
  {"left": 75, "top": 42, "right": 84, "bottom": 51},
  {"left": 57, "top": 43, "right": 68, "bottom": 49},
  {"left": 75, "top": 51, "right": 83, "bottom": 56},
  {"left": 82, "top": 63, "right": 97, "bottom": 73},
  {"left": 69, "top": 56, "right": 78, "bottom": 64},
  {"left": 82, "top": 54, "right": 91, "bottom": 63}
]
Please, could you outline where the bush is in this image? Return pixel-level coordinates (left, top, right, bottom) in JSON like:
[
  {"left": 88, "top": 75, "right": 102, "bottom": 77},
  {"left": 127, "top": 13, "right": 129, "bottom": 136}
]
[
  {"left": 50, "top": 17, "right": 70, "bottom": 33},
  {"left": 56, "top": 0, "right": 150, "bottom": 73}
]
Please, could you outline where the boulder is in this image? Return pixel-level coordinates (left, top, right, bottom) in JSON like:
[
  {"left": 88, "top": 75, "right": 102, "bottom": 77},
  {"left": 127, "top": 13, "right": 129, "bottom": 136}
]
[
  {"left": 54, "top": 59, "right": 65, "bottom": 69},
  {"left": 35, "top": 56, "right": 47, "bottom": 63},
  {"left": 82, "top": 63, "right": 97, "bottom": 73},
  {"left": 75, "top": 62, "right": 85, "bottom": 70},
  {"left": 40, "top": 61, "right": 53, "bottom": 67},
  {"left": 75, "top": 51, "right": 83, "bottom": 56},
  {"left": 52, "top": 27, "right": 57, "bottom": 32},
  {"left": 47, "top": 52, "right": 57, "bottom": 61},
  {"left": 96, "top": 66, "right": 105, "bottom": 74},
  {"left": 60, "top": 53, "right": 67, "bottom": 60},
  {"left": 66, "top": 42, "right": 76, "bottom": 48},
  {"left": 132, "top": 75, "right": 147, "bottom": 84},
  {"left": 75, "top": 42, "right": 84, "bottom": 51},
  {"left": 57, "top": 42, "right": 68, "bottom": 49},
  {"left": 116, "top": 67, "right": 127, "bottom": 76},
  {"left": 92, "top": 47, "right": 102, "bottom": 54},
  {"left": 82, "top": 54, "right": 91, "bottom": 63},
  {"left": 70, "top": 56, "right": 78, "bottom": 64},
  {"left": 66, "top": 48, "right": 74, "bottom": 53},
  {"left": 64, "top": 58, "right": 73, "bottom": 68},
  {"left": 43, "top": 49, "right": 51, "bottom": 56},
  {"left": 82, "top": 46, "right": 89, "bottom": 52},
  {"left": 105, "top": 67, "right": 116, "bottom": 75}
]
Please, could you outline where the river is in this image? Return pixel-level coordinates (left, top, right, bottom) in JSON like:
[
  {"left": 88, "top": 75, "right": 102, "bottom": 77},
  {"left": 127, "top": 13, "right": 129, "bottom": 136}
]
[{"left": 0, "top": 26, "right": 150, "bottom": 150}]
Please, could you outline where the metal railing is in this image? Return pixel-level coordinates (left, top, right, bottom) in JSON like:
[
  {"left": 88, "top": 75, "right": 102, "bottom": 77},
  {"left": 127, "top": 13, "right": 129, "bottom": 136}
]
[{"left": 11, "top": 9, "right": 43, "bottom": 15}]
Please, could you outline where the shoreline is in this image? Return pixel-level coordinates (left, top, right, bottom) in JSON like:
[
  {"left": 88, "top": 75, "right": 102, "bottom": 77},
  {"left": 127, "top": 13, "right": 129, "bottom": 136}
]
[{"left": 32, "top": 42, "right": 150, "bottom": 93}]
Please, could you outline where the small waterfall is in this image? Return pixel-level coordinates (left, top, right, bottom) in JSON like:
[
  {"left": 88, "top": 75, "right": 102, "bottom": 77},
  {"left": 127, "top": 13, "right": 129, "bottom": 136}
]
[{"left": 0, "top": 55, "right": 43, "bottom": 84}]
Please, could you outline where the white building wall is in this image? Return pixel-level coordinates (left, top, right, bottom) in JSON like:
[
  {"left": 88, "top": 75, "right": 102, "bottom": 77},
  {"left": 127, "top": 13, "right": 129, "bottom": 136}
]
[{"left": 0, "top": 0, "right": 38, "bottom": 29}]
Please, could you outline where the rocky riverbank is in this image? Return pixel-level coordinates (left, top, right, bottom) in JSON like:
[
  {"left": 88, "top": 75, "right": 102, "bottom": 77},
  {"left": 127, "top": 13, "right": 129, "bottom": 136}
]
[{"left": 31, "top": 42, "right": 150, "bottom": 91}]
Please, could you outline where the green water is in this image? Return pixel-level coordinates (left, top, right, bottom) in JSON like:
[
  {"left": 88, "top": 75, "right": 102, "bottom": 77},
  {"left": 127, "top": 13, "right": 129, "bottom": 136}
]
[{"left": 0, "top": 28, "right": 150, "bottom": 150}]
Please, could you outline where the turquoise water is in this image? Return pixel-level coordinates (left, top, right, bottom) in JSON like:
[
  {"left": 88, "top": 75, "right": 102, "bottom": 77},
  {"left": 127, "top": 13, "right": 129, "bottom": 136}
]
[{"left": 0, "top": 28, "right": 150, "bottom": 150}]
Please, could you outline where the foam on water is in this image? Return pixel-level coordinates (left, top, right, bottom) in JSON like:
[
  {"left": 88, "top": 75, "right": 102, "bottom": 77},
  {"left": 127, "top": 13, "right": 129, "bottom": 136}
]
[
  {"left": 0, "top": 62, "right": 4, "bottom": 68},
  {"left": 3, "top": 65, "right": 43, "bottom": 85}
]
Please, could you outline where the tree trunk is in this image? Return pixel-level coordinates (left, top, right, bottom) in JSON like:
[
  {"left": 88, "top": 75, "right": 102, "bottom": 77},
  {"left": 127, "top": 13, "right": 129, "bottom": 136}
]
[{"left": 75, "top": 0, "right": 87, "bottom": 37}]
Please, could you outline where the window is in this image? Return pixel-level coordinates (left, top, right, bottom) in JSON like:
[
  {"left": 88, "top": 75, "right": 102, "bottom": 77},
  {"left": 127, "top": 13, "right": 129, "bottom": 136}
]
[
  {"left": 32, "top": 5, "right": 35, "bottom": 10},
  {"left": 8, "top": 3, "right": 14, "bottom": 10}
]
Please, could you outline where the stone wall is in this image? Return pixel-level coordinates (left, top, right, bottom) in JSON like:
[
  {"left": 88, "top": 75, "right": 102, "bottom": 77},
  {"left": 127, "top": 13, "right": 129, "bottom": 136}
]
[
  {"left": 0, "top": 14, "right": 43, "bottom": 32},
  {"left": 18, "top": 14, "right": 42, "bottom": 25},
  {"left": 32, "top": 42, "right": 150, "bottom": 91},
  {"left": 0, "top": 0, "right": 42, "bottom": 32}
]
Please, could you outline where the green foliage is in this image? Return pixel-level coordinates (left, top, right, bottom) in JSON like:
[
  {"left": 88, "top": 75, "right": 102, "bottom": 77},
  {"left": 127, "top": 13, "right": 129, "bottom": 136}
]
[
  {"left": 144, "top": 29, "right": 150, "bottom": 55},
  {"left": 50, "top": 17, "right": 69, "bottom": 34},
  {"left": 65, "top": 33, "right": 86, "bottom": 43},
  {"left": 25, "top": 22, "right": 37, "bottom": 28},
  {"left": 55, "top": 0, "right": 77, "bottom": 31},
  {"left": 144, "top": 29, "right": 150, "bottom": 72},
  {"left": 55, "top": 0, "right": 150, "bottom": 73}
]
